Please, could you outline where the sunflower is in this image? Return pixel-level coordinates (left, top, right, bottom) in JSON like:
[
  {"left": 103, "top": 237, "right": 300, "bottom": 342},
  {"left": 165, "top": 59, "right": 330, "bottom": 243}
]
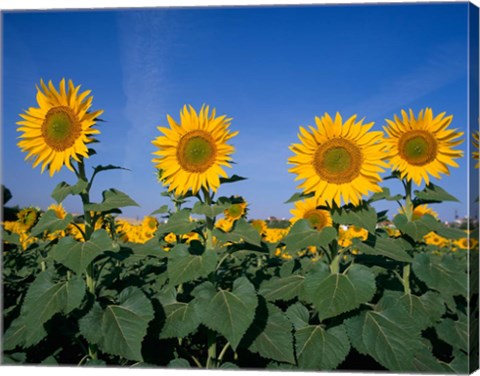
[
  {"left": 399, "top": 204, "right": 439, "bottom": 221},
  {"left": 473, "top": 131, "right": 479, "bottom": 168},
  {"left": 224, "top": 202, "right": 247, "bottom": 221},
  {"left": 424, "top": 232, "right": 449, "bottom": 248},
  {"left": 16, "top": 207, "right": 38, "bottom": 230},
  {"left": 347, "top": 225, "right": 368, "bottom": 241},
  {"left": 17, "top": 79, "right": 103, "bottom": 176},
  {"left": 251, "top": 219, "right": 267, "bottom": 236},
  {"left": 288, "top": 113, "right": 387, "bottom": 207},
  {"left": 48, "top": 203, "right": 67, "bottom": 219},
  {"left": 215, "top": 218, "right": 234, "bottom": 233},
  {"left": 152, "top": 105, "right": 238, "bottom": 196},
  {"left": 290, "top": 197, "right": 332, "bottom": 231},
  {"left": 455, "top": 237, "right": 479, "bottom": 250},
  {"left": 384, "top": 108, "right": 463, "bottom": 186}
]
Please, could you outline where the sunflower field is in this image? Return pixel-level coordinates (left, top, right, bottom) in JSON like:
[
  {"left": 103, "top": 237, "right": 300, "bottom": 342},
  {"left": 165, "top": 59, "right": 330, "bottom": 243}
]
[{"left": 2, "top": 78, "right": 479, "bottom": 373}]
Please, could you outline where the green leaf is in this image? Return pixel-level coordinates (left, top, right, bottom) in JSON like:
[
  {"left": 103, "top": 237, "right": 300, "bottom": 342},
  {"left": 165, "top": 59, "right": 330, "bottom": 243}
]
[
  {"left": 219, "top": 362, "right": 239, "bottom": 369},
  {"left": 4, "top": 272, "right": 86, "bottom": 348},
  {"left": 85, "top": 189, "right": 139, "bottom": 212},
  {"left": 436, "top": 315, "right": 468, "bottom": 352},
  {"left": 393, "top": 214, "right": 438, "bottom": 241},
  {"left": 219, "top": 174, "right": 247, "bottom": 184},
  {"left": 285, "top": 191, "right": 314, "bottom": 204},
  {"left": 167, "top": 244, "right": 217, "bottom": 286},
  {"left": 303, "top": 264, "right": 376, "bottom": 321},
  {"left": 157, "top": 210, "right": 197, "bottom": 235},
  {"left": 150, "top": 205, "right": 169, "bottom": 215},
  {"left": 282, "top": 220, "right": 336, "bottom": 252},
  {"left": 2, "top": 229, "right": 20, "bottom": 246},
  {"left": 93, "top": 164, "right": 129, "bottom": 174},
  {"left": 202, "top": 277, "right": 258, "bottom": 350},
  {"left": 411, "top": 341, "right": 447, "bottom": 373},
  {"left": 414, "top": 183, "right": 459, "bottom": 203},
  {"left": 160, "top": 301, "right": 200, "bottom": 339},
  {"left": 352, "top": 236, "right": 412, "bottom": 262},
  {"left": 228, "top": 219, "right": 262, "bottom": 247},
  {"left": 399, "top": 291, "right": 445, "bottom": 330},
  {"left": 259, "top": 275, "right": 304, "bottom": 302},
  {"left": 295, "top": 324, "right": 350, "bottom": 370},
  {"left": 167, "top": 358, "right": 191, "bottom": 368},
  {"left": 30, "top": 210, "right": 73, "bottom": 237},
  {"left": 286, "top": 302, "right": 310, "bottom": 330},
  {"left": 79, "top": 302, "right": 105, "bottom": 346},
  {"left": 345, "top": 306, "right": 422, "bottom": 371},
  {"left": 51, "top": 179, "right": 88, "bottom": 203},
  {"left": 331, "top": 204, "right": 377, "bottom": 233},
  {"left": 441, "top": 351, "right": 469, "bottom": 373},
  {"left": 192, "top": 201, "right": 229, "bottom": 218},
  {"left": 101, "top": 287, "right": 154, "bottom": 361},
  {"left": 51, "top": 229, "right": 112, "bottom": 275},
  {"left": 412, "top": 253, "right": 467, "bottom": 297},
  {"left": 248, "top": 303, "right": 295, "bottom": 364},
  {"left": 369, "top": 187, "right": 403, "bottom": 202}
]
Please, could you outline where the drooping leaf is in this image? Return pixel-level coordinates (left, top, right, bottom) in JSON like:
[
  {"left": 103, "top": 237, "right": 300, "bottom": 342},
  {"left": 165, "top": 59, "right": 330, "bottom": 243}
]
[
  {"left": 101, "top": 287, "right": 154, "bottom": 361},
  {"left": 201, "top": 277, "right": 258, "bottom": 350},
  {"left": 414, "top": 183, "right": 459, "bottom": 203},
  {"left": 369, "top": 187, "right": 403, "bottom": 202},
  {"left": 51, "top": 229, "right": 112, "bottom": 275},
  {"left": 282, "top": 220, "right": 336, "bottom": 252},
  {"left": 248, "top": 303, "right": 295, "bottom": 364},
  {"left": 302, "top": 264, "right": 376, "bottom": 321},
  {"left": 259, "top": 275, "right": 304, "bottom": 302},
  {"left": 150, "top": 205, "right": 169, "bottom": 215},
  {"left": 30, "top": 210, "right": 73, "bottom": 237},
  {"left": 92, "top": 164, "right": 129, "bottom": 175},
  {"left": 167, "top": 244, "right": 217, "bottom": 286},
  {"left": 284, "top": 191, "right": 314, "bottom": 204},
  {"left": 85, "top": 189, "right": 139, "bottom": 212},
  {"left": 436, "top": 315, "right": 468, "bottom": 352},
  {"left": 219, "top": 174, "right": 247, "bottom": 184},
  {"left": 51, "top": 179, "right": 88, "bottom": 203}
]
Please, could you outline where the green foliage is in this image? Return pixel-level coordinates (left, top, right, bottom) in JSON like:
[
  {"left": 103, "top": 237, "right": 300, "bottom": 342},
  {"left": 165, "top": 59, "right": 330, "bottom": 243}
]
[
  {"left": 51, "top": 179, "right": 88, "bottom": 203},
  {"left": 282, "top": 220, "right": 336, "bottom": 252},
  {"left": 414, "top": 183, "right": 459, "bottom": 203},
  {"left": 167, "top": 244, "right": 217, "bottom": 285},
  {"left": 331, "top": 203, "right": 377, "bottom": 233},
  {"left": 197, "top": 277, "right": 257, "bottom": 350},
  {"left": 85, "top": 189, "right": 139, "bottom": 212},
  {"left": 213, "top": 219, "right": 262, "bottom": 247},
  {"left": 259, "top": 275, "right": 304, "bottom": 302},
  {"left": 51, "top": 229, "right": 112, "bottom": 275},
  {"left": 30, "top": 210, "right": 73, "bottom": 237},
  {"left": 353, "top": 236, "right": 412, "bottom": 262},
  {"left": 157, "top": 210, "right": 197, "bottom": 235}
]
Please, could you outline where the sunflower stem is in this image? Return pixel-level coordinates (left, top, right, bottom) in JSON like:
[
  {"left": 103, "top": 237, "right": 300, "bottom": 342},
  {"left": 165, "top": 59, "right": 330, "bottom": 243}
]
[
  {"left": 206, "top": 330, "right": 217, "bottom": 369},
  {"left": 404, "top": 179, "right": 414, "bottom": 222},
  {"left": 402, "top": 264, "right": 411, "bottom": 294}
]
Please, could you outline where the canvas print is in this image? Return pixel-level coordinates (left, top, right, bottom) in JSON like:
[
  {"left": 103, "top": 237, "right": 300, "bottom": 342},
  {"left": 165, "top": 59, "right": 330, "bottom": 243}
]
[{"left": 1, "top": 1, "right": 479, "bottom": 373}]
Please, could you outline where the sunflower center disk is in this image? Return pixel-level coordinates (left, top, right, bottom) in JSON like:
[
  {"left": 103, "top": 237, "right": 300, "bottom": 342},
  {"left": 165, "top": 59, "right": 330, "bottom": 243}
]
[
  {"left": 399, "top": 131, "right": 437, "bottom": 166},
  {"left": 313, "top": 139, "right": 361, "bottom": 184},
  {"left": 41, "top": 106, "right": 81, "bottom": 151},
  {"left": 304, "top": 210, "right": 328, "bottom": 231},
  {"left": 177, "top": 131, "right": 217, "bottom": 173}
]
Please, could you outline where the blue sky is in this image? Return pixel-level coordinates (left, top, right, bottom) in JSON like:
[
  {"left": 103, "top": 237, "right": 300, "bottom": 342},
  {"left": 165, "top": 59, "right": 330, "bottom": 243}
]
[{"left": 2, "top": 3, "right": 475, "bottom": 221}]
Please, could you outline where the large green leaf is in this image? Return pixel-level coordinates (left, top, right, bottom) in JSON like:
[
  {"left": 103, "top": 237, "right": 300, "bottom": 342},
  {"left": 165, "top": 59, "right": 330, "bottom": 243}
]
[
  {"left": 157, "top": 210, "right": 197, "bottom": 235},
  {"left": 412, "top": 253, "right": 467, "bottom": 298},
  {"left": 259, "top": 275, "right": 304, "bottom": 302},
  {"left": 352, "top": 236, "right": 412, "bottom": 262},
  {"left": 160, "top": 301, "right": 200, "bottom": 339},
  {"left": 369, "top": 187, "right": 403, "bottom": 202},
  {"left": 345, "top": 305, "right": 422, "bottom": 371},
  {"left": 393, "top": 214, "right": 437, "bottom": 241},
  {"left": 288, "top": 303, "right": 350, "bottom": 371},
  {"left": 201, "top": 277, "right": 258, "bottom": 350},
  {"left": 399, "top": 291, "right": 445, "bottom": 330},
  {"left": 84, "top": 189, "right": 139, "bottom": 212},
  {"left": 248, "top": 303, "right": 295, "bottom": 364},
  {"left": 4, "top": 272, "right": 85, "bottom": 349},
  {"left": 51, "top": 179, "right": 88, "bottom": 203},
  {"left": 302, "top": 264, "right": 376, "bottom": 321},
  {"left": 79, "top": 302, "right": 104, "bottom": 346},
  {"left": 282, "top": 220, "right": 337, "bottom": 252},
  {"left": 414, "top": 183, "right": 459, "bottom": 203},
  {"left": 30, "top": 210, "right": 73, "bottom": 237},
  {"left": 167, "top": 244, "right": 217, "bottom": 286},
  {"left": 101, "top": 287, "right": 154, "bottom": 361},
  {"left": 331, "top": 204, "right": 377, "bottom": 233},
  {"left": 51, "top": 229, "right": 112, "bottom": 275}
]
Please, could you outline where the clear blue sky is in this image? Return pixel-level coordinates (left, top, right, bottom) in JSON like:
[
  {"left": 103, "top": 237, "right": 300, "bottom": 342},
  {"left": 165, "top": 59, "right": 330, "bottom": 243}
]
[{"left": 2, "top": 3, "right": 474, "bottom": 221}]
